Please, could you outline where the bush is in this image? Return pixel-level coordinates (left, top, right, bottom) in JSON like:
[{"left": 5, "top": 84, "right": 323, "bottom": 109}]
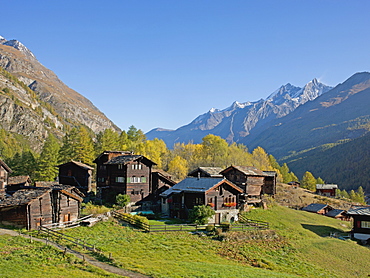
[{"left": 189, "top": 205, "right": 215, "bottom": 225}]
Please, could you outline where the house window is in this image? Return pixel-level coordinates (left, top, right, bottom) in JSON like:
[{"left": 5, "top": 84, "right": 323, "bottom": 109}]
[
  {"left": 100, "top": 165, "right": 106, "bottom": 170},
  {"left": 67, "top": 170, "right": 72, "bottom": 176},
  {"left": 118, "top": 164, "right": 123, "bottom": 170},
  {"left": 195, "top": 197, "right": 202, "bottom": 205},
  {"left": 67, "top": 196, "right": 70, "bottom": 207},
  {"left": 116, "top": 177, "right": 125, "bottom": 183},
  {"left": 361, "top": 221, "right": 370, "bottom": 229},
  {"left": 131, "top": 164, "right": 142, "bottom": 170}
]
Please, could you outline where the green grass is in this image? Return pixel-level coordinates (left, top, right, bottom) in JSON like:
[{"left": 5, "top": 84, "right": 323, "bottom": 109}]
[
  {"left": 60, "top": 205, "right": 370, "bottom": 278},
  {"left": 4, "top": 205, "right": 370, "bottom": 277},
  {"left": 0, "top": 235, "right": 120, "bottom": 278}
]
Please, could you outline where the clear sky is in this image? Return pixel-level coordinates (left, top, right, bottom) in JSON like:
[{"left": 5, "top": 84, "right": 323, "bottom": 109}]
[{"left": 1, "top": 1, "right": 370, "bottom": 133}]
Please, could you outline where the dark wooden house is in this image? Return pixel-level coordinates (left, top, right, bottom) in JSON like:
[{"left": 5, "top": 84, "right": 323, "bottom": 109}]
[
  {"left": 150, "top": 169, "right": 176, "bottom": 210},
  {"left": 0, "top": 159, "right": 12, "bottom": 199},
  {"left": 57, "top": 160, "right": 94, "bottom": 194},
  {"left": 0, "top": 185, "right": 82, "bottom": 230},
  {"left": 325, "top": 209, "right": 350, "bottom": 221},
  {"left": 302, "top": 203, "right": 333, "bottom": 215},
  {"left": 346, "top": 206, "right": 370, "bottom": 241},
  {"left": 188, "top": 167, "right": 223, "bottom": 178},
  {"left": 220, "top": 165, "right": 268, "bottom": 204},
  {"left": 316, "top": 184, "right": 338, "bottom": 197},
  {"left": 94, "top": 151, "right": 157, "bottom": 204},
  {"left": 160, "top": 177, "right": 243, "bottom": 223}
]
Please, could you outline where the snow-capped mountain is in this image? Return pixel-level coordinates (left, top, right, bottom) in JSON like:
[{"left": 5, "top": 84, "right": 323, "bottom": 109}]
[
  {"left": 146, "top": 79, "right": 332, "bottom": 147},
  {"left": 0, "top": 36, "right": 36, "bottom": 60}
]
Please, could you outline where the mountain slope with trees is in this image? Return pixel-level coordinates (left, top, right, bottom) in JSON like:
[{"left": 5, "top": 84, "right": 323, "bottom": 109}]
[
  {"left": 0, "top": 36, "right": 119, "bottom": 152},
  {"left": 243, "top": 72, "right": 370, "bottom": 192}
]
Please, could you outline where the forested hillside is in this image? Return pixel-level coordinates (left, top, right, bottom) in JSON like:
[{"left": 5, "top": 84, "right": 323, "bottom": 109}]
[{"left": 287, "top": 131, "right": 370, "bottom": 193}]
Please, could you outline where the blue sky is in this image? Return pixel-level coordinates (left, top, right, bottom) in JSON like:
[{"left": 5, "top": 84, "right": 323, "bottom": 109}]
[{"left": 2, "top": 1, "right": 370, "bottom": 132}]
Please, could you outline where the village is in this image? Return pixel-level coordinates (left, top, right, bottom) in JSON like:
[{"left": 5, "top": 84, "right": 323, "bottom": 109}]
[{"left": 0, "top": 150, "right": 369, "bottom": 244}]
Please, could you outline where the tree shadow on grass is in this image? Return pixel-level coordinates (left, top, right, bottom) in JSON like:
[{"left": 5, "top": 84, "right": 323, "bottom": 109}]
[{"left": 301, "top": 224, "right": 345, "bottom": 237}]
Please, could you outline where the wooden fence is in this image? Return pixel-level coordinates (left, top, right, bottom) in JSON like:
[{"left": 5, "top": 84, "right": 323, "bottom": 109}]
[
  {"left": 112, "top": 211, "right": 269, "bottom": 233},
  {"left": 38, "top": 225, "right": 100, "bottom": 252}
]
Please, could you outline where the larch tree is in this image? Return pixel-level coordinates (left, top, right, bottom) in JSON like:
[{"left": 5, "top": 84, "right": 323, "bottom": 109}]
[
  {"left": 301, "top": 171, "right": 317, "bottom": 191},
  {"left": 168, "top": 155, "right": 188, "bottom": 181},
  {"left": 35, "top": 133, "right": 60, "bottom": 181},
  {"left": 95, "top": 129, "right": 120, "bottom": 154}
]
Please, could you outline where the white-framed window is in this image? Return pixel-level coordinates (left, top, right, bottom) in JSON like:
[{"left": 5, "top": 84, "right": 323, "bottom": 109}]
[
  {"left": 116, "top": 177, "right": 125, "bottom": 183},
  {"left": 131, "top": 164, "right": 142, "bottom": 170},
  {"left": 361, "top": 221, "right": 370, "bottom": 229}
]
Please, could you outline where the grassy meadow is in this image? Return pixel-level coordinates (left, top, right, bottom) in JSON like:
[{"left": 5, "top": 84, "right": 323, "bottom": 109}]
[
  {"left": 0, "top": 234, "right": 120, "bottom": 278},
  {"left": 2, "top": 205, "right": 370, "bottom": 277},
  {"left": 59, "top": 205, "right": 370, "bottom": 278}
]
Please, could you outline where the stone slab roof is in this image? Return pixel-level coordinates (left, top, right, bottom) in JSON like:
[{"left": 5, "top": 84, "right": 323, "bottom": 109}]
[{"left": 346, "top": 206, "right": 370, "bottom": 216}]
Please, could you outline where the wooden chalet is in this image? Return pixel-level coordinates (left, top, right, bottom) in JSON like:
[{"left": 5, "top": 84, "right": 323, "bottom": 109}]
[
  {"left": 188, "top": 167, "right": 223, "bottom": 178},
  {"left": 325, "top": 209, "right": 350, "bottom": 221},
  {"left": 94, "top": 151, "right": 157, "bottom": 204},
  {"left": 160, "top": 177, "right": 243, "bottom": 224},
  {"left": 302, "top": 203, "right": 333, "bottom": 215},
  {"left": 0, "top": 185, "right": 82, "bottom": 230},
  {"left": 346, "top": 206, "right": 370, "bottom": 241},
  {"left": 288, "top": 181, "right": 301, "bottom": 187},
  {"left": 0, "top": 159, "right": 12, "bottom": 199},
  {"left": 316, "top": 184, "right": 338, "bottom": 197},
  {"left": 57, "top": 160, "right": 94, "bottom": 194},
  {"left": 220, "top": 165, "right": 268, "bottom": 205}
]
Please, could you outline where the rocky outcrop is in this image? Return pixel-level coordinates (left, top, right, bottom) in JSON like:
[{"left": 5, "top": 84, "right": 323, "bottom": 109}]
[{"left": 0, "top": 36, "right": 120, "bottom": 150}]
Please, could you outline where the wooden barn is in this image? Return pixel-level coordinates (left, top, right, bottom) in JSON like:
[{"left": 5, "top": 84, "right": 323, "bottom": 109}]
[
  {"left": 262, "top": 171, "right": 277, "bottom": 195},
  {"left": 160, "top": 177, "right": 243, "bottom": 223},
  {"left": 6, "top": 176, "right": 32, "bottom": 194},
  {"left": 346, "top": 206, "right": 370, "bottom": 241},
  {"left": 94, "top": 151, "right": 157, "bottom": 204},
  {"left": 316, "top": 184, "right": 338, "bottom": 197},
  {"left": 0, "top": 185, "right": 82, "bottom": 230},
  {"left": 0, "top": 159, "right": 12, "bottom": 199},
  {"left": 302, "top": 203, "right": 333, "bottom": 215},
  {"left": 57, "top": 160, "right": 94, "bottom": 194},
  {"left": 188, "top": 167, "right": 223, "bottom": 178},
  {"left": 220, "top": 165, "right": 268, "bottom": 204},
  {"left": 325, "top": 209, "right": 350, "bottom": 221}
]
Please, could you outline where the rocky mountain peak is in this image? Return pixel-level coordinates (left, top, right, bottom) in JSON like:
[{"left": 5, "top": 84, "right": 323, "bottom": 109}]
[{"left": 1, "top": 36, "right": 36, "bottom": 60}]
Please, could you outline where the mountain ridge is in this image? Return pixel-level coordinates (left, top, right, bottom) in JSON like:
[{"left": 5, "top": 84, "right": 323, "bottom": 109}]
[{"left": 147, "top": 78, "right": 332, "bottom": 146}]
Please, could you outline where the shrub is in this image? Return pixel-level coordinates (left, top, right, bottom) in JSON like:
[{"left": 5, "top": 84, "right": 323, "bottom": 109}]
[{"left": 189, "top": 205, "right": 215, "bottom": 225}]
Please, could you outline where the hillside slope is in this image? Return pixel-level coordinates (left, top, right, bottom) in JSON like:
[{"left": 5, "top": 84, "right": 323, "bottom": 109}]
[
  {"left": 243, "top": 72, "right": 370, "bottom": 188},
  {"left": 0, "top": 36, "right": 119, "bottom": 151}
]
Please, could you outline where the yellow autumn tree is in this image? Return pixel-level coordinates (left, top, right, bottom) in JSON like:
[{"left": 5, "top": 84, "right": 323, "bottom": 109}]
[{"left": 168, "top": 155, "right": 188, "bottom": 181}]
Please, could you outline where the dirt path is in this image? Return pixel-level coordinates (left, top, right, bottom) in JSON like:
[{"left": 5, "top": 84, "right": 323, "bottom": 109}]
[{"left": 0, "top": 228, "right": 151, "bottom": 278}]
